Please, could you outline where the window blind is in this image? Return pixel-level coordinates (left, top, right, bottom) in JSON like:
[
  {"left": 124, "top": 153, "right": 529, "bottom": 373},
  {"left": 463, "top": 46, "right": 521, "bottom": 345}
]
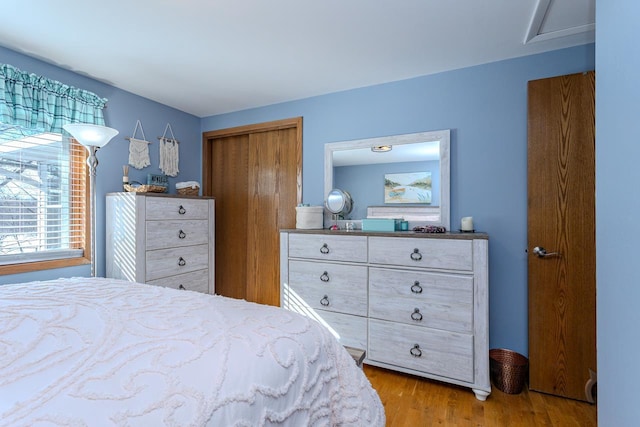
[{"left": 0, "top": 126, "right": 87, "bottom": 265}]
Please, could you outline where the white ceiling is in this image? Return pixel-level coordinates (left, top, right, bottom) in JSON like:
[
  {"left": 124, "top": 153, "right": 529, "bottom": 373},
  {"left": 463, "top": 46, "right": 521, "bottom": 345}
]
[{"left": 0, "top": 0, "right": 594, "bottom": 118}]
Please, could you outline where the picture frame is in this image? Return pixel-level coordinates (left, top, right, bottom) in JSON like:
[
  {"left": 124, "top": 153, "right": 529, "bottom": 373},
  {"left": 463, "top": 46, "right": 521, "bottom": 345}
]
[{"left": 384, "top": 172, "right": 432, "bottom": 204}]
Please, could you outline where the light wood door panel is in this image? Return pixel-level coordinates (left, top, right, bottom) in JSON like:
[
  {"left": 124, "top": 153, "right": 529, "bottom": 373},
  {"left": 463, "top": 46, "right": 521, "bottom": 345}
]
[
  {"left": 203, "top": 118, "right": 302, "bottom": 306},
  {"left": 208, "top": 133, "right": 250, "bottom": 300},
  {"left": 246, "top": 128, "right": 299, "bottom": 306},
  {"left": 527, "top": 71, "right": 596, "bottom": 402}
]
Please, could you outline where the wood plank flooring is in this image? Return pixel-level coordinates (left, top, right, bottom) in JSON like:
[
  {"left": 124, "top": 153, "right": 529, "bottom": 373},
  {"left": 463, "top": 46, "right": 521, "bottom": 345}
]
[{"left": 363, "top": 365, "right": 597, "bottom": 426}]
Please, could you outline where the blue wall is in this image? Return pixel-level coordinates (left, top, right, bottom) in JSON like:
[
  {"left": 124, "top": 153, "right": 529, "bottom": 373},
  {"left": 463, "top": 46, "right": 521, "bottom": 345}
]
[
  {"left": 1, "top": 42, "right": 598, "bottom": 360},
  {"left": 596, "top": 0, "right": 640, "bottom": 424},
  {"left": 202, "top": 44, "right": 596, "bottom": 355},
  {"left": 0, "top": 46, "right": 201, "bottom": 284},
  {"left": 5, "top": 35, "right": 632, "bottom": 420}
]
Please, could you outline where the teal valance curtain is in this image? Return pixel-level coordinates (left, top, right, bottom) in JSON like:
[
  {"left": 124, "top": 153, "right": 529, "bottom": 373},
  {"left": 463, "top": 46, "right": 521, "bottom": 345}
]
[{"left": 0, "top": 63, "right": 107, "bottom": 134}]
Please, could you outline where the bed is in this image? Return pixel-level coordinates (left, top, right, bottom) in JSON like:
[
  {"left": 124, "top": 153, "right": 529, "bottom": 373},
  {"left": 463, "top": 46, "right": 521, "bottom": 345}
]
[{"left": 0, "top": 277, "right": 385, "bottom": 426}]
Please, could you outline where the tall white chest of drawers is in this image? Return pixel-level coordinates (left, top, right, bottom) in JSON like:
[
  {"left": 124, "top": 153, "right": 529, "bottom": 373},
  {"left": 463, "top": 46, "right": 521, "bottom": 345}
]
[
  {"left": 280, "top": 229, "right": 490, "bottom": 400},
  {"left": 106, "top": 193, "right": 215, "bottom": 294}
]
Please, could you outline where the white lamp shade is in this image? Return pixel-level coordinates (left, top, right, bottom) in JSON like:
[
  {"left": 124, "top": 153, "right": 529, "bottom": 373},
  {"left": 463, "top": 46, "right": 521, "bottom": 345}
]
[{"left": 63, "top": 123, "right": 119, "bottom": 148}]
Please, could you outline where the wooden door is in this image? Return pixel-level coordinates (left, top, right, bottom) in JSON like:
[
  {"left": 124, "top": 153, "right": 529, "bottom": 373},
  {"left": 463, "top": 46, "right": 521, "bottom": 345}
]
[
  {"left": 202, "top": 118, "right": 302, "bottom": 306},
  {"left": 527, "top": 72, "right": 596, "bottom": 402}
]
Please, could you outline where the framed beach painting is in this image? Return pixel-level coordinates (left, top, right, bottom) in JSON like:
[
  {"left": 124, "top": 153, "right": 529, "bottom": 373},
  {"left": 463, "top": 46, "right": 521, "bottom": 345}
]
[{"left": 384, "top": 172, "right": 432, "bottom": 204}]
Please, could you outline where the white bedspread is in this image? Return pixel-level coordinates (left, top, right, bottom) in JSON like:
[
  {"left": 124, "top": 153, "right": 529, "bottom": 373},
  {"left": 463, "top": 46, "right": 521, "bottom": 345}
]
[{"left": 0, "top": 277, "right": 384, "bottom": 426}]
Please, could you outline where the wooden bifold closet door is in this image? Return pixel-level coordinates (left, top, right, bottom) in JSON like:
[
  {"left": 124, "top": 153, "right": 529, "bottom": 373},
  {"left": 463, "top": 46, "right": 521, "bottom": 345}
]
[{"left": 202, "top": 118, "right": 302, "bottom": 306}]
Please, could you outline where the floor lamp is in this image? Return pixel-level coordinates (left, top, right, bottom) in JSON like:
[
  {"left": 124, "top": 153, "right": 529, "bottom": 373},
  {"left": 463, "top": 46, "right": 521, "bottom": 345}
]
[{"left": 63, "top": 123, "right": 119, "bottom": 277}]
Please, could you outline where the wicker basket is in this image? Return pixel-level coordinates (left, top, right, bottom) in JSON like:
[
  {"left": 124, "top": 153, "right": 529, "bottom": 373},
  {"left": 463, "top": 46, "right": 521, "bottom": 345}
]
[
  {"left": 177, "top": 186, "right": 199, "bottom": 196},
  {"left": 489, "top": 349, "right": 529, "bottom": 394},
  {"left": 123, "top": 183, "right": 167, "bottom": 193}
]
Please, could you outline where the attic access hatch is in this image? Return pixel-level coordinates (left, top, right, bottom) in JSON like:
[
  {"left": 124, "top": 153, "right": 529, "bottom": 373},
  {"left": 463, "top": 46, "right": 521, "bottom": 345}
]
[{"left": 525, "top": 0, "right": 595, "bottom": 44}]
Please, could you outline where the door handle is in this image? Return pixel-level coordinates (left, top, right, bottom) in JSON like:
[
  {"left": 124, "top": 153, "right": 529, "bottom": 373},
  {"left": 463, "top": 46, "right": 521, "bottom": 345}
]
[{"left": 532, "top": 246, "right": 560, "bottom": 258}]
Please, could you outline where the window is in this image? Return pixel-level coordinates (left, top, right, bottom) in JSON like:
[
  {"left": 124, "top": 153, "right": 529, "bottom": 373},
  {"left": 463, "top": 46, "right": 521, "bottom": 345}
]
[
  {"left": 0, "top": 125, "right": 89, "bottom": 274},
  {"left": 0, "top": 62, "right": 106, "bottom": 274}
]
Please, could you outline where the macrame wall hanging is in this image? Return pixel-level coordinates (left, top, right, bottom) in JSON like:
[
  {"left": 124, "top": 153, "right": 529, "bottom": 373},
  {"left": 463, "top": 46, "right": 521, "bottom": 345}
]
[
  {"left": 158, "top": 123, "right": 179, "bottom": 177},
  {"left": 126, "top": 120, "right": 151, "bottom": 169}
]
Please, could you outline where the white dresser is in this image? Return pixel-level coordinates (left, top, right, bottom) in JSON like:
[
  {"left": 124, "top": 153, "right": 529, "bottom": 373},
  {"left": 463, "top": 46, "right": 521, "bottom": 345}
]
[
  {"left": 280, "top": 229, "right": 490, "bottom": 400},
  {"left": 106, "top": 193, "right": 215, "bottom": 294}
]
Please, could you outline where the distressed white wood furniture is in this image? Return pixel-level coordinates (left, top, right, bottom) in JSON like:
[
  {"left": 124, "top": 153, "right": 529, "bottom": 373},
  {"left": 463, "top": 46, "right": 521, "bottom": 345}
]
[
  {"left": 280, "top": 229, "right": 490, "bottom": 400},
  {"left": 106, "top": 193, "right": 215, "bottom": 294}
]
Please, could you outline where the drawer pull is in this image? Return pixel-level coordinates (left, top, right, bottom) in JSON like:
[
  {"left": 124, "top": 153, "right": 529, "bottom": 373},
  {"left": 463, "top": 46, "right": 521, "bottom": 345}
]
[
  {"left": 411, "top": 308, "right": 423, "bottom": 321},
  {"left": 320, "top": 295, "right": 330, "bottom": 306},
  {"left": 178, "top": 284, "right": 186, "bottom": 290},
  {"left": 410, "top": 344, "right": 423, "bottom": 358},
  {"left": 320, "top": 243, "right": 330, "bottom": 254},
  {"left": 178, "top": 257, "right": 186, "bottom": 266},
  {"left": 178, "top": 230, "right": 186, "bottom": 239},
  {"left": 320, "top": 271, "right": 330, "bottom": 282},
  {"left": 410, "top": 281, "right": 423, "bottom": 294},
  {"left": 410, "top": 248, "right": 423, "bottom": 261},
  {"left": 178, "top": 205, "right": 186, "bottom": 215}
]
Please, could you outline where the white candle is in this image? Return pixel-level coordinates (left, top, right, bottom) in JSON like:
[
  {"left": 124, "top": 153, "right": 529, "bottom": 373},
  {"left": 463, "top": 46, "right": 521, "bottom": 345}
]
[{"left": 461, "top": 216, "right": 474, "bottom": 231}]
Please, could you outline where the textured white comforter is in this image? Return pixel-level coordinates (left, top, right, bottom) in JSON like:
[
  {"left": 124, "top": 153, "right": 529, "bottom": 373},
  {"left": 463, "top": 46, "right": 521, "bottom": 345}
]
[{"left": 0, "top": 277, "right": 384, "bottom": 426}]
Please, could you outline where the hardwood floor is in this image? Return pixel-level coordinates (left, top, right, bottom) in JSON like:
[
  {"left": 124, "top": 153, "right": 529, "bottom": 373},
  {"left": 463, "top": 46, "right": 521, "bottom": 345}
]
[{"left": 363, "top": 365, "right": 597, "bottom": 426}]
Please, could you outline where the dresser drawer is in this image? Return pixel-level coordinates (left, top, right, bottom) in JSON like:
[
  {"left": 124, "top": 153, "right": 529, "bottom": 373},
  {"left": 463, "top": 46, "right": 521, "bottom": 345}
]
[
  {"left": 308, "top": 310, "right": 367, "bottom": 350},
  {"left": 369, "top": 267, "right": 473, "bottom": 333},
  {"left": 288, "top": 233, "right": 368, "bottom": 262},
  {"left": 288, "top": 260, "right": 367, "bottom": 316},
  {"left": 145, "top": 244, "right": 210, "bottom": 281},
  {"left": 368, "top": 319, "right": 474, "bottom": 383},
  {"left": 146, "top": 219, "right": 209, "bottom": 250},
  {"left": 369, "top": 237, "right": 473, "bottom": 271},
  {"left": 146, "top": 268, "right": 210, "bottom": 294},
  {"left": 145, "top": 197, "right": 210, "bottom": 221}
]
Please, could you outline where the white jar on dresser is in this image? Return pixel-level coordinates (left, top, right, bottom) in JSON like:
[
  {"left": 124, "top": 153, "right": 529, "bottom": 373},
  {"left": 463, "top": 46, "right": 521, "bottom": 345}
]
[
  {"left": 106, "top": 193, "right": 215, "bottom": 294},
  {"left": 280, "top": 229, "right": 490, "bottom": 400}
]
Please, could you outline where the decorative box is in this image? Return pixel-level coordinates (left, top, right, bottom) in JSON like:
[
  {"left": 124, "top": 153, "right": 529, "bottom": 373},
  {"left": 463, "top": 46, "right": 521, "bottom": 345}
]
[{"left": 361, "top": 218, "right": 402, "bottom": 232}]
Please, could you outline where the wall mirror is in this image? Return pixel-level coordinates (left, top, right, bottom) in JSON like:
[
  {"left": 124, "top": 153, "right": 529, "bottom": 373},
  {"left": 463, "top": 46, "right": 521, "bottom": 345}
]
[{"left": 324, "top": 129, "right": 450, "bottom": 229}]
